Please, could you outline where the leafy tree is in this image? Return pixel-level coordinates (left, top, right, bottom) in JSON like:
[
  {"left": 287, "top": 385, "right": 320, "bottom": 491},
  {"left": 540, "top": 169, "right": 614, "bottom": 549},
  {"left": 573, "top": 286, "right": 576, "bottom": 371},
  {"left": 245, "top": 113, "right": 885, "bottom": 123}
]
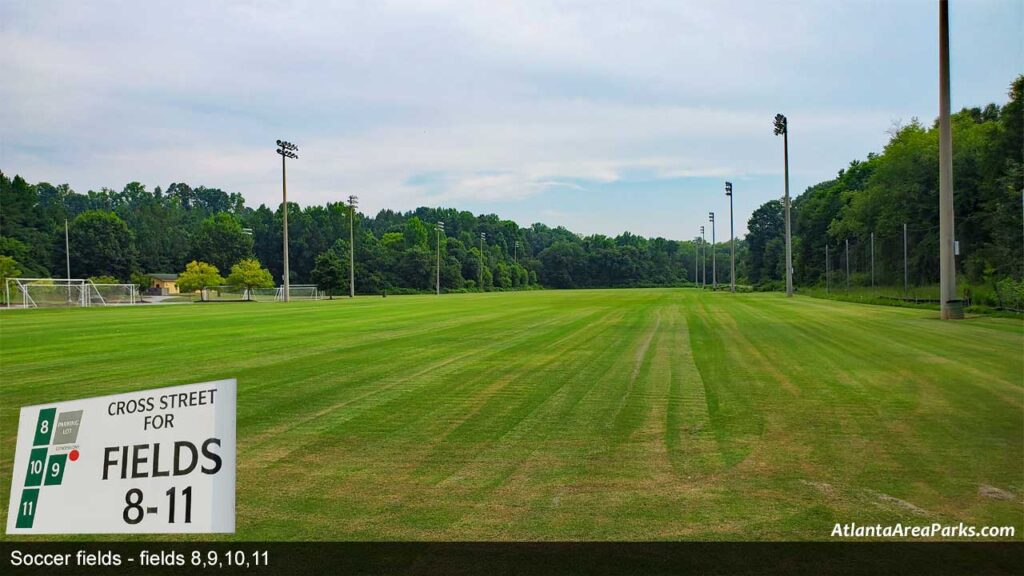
[
  {"left": 226, "top": 258, "right": 274, "bottom": 300},
  {"left": 403, "top": 216, "right": 429, "bottom": 249},
  {"left": 177, "top": 261, "right": 224, "bottom": 293},
  {"left": 539, "top": 240, "right": 584, "bottom": 288},
  {"left": 745, "top": 200, "right": 784, "bottom": 286},
  {"left": 190, "top": 213, "right": 253, "bottom": 274},
  {"left": 311, "top": 249, "right": 345, "bottom": 299},
  {"left": 0, "top": 256, "right": 22, "bottom": 303},
  {"left": 88, "top": 275, "right": 120, "bottom": 284},
  {"left": 130, "top": 272, "right": 152, "bottom": 295},
  {"left": 68, "top": 210, "right": 137, "bottom": 280}
]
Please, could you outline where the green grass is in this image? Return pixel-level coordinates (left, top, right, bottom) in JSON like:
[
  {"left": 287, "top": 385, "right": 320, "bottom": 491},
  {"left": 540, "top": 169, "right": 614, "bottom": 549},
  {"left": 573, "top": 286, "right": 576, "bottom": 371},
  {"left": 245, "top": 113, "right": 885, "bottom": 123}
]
[{"left": 1, "top": 289, "right": 1022, "bottom": 540}]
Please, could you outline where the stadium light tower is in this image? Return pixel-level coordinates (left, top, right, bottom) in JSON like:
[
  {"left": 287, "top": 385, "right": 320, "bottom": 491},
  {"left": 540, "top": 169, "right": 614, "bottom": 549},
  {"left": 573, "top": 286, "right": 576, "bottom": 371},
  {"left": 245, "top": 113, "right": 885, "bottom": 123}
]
[
  {"left": 348, "top": 195, "right": 358, "bottom": 298},
  {"left": 725, "top": 182, "right": 735, "bottom": 292},
  {"left": 436, "top": 221, "right": 445, "bottom": 296},
  {"left": 938, "top": 0, "right": 960, "bottom": 319},
  {"left": 773, "top": 114, "right": 794, "bottom": 297},
  {"left": 709, "top": 212, "right": 717, "bottom": 290},
  {"left": 276, "top": 140, "right": 298, "bottom": 302},
  {"left": 479, "top": 232, "right": 486, "bottom": 290},
  {"left": 514, "top": 240, "right": 520, "bottom": 264},
  {"left": 700, "top": 225, "right": 706, "bottom": 289},
  {"left": 694, "top": 234, "right": 699, "bottom": 288}
]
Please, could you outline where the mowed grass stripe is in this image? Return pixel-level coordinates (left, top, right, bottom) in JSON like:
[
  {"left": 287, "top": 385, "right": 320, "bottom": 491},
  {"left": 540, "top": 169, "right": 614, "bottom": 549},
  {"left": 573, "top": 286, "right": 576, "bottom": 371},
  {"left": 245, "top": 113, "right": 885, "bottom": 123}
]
[{"left": 1, "top": 289, "right": 1020, "bottom": 541}]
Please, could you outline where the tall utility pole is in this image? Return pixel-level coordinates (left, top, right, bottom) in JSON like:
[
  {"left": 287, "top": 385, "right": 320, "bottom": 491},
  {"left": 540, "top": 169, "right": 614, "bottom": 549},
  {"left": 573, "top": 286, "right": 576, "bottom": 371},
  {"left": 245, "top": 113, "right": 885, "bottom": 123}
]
[
  {"left": 700, "top": 225, "right": 706, "bottom": 288},
  {"left": 479, "top": 232, "right": 486, "bottom": 290},
  {"left": 514, "top": 240, "right": 519, "bottom": 264},
  {"left": 938, "top": 0, "right": 960, "bottom": 319},
  {"left": 276, "top": 140, "right": 298, "bottom": 301},
  {"left": 65, "top": 219, "right": 71, "bottom": 303},
  {"left": 348, "top": 195, "right": 358, "bottom": 298},
  {"left": 709, "top": 212, "right": 717, "bottom": 290},
  {"left": 725, "top": 182, "right": 735, "bottom": 292},
  {"left": 774, "top": 114, "right": 793, "bottom": 297},
  {"left": 825, "top": 245, "right": 830, "bottom": 293},
  {"left": 435, "top": 221, "right": 445, "bottom": 296},
  {"left": 64, "top": 219, "right": 71, "bottom": 279},
  {"left": 845, "top": 238, "right": 850, "bottom": 291},
  {"left": 903, "top": 223, "right": 909, "bottom": 297}
]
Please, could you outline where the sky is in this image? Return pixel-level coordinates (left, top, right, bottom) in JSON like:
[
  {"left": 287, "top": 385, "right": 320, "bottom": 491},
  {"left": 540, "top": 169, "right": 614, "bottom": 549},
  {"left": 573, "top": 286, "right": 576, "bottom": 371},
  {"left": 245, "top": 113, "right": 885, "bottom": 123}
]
[{"left": 1, "top": 0, "right": 1020, "bottom": 240}]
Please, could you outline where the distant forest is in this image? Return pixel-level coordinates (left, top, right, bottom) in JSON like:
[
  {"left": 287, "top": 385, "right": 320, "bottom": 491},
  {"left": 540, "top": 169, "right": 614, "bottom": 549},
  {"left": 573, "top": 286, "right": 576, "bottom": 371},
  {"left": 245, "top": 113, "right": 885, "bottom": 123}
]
[{"left": 1, "top": 76, "right": 1020, "bottom": 294}]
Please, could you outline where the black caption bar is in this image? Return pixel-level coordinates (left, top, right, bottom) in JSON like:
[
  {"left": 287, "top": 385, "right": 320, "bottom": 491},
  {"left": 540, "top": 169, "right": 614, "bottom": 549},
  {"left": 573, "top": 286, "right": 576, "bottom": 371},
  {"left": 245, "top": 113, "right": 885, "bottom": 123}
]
[{"left": 2, "top": 542, "right": 1022, "bottom": 575}]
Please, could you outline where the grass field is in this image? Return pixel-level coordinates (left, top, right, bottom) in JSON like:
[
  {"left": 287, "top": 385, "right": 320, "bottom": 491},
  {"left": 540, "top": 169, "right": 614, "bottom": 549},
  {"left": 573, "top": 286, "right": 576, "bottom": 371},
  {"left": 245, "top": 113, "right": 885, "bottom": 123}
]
[{"left": 1, "top": 289, "right": 1022, "bottom": 541}]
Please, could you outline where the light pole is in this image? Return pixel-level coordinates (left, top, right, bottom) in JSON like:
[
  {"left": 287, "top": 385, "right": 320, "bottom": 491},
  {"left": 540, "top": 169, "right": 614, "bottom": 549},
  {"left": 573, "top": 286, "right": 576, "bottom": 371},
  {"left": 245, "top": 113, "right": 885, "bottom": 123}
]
[
  {"left": 700, "top": 225, "right": 706, "bottom": 289},
  {"left": 479, "top": 232, "right": 486, "bottom": 290},
  {"left": 709, "top": 211, "right": 717, "bottom": 290},
  {"left": 826, "top": 244, "right": 830, "bottom": 293},
  {"left": 696, "top": 233, "right": 704, "bottom": 286},
  {"left": 725, "top": 182, "right": 735, "bottom": 293},
  {"left": 348, "top": 195, "right": 358, "bottom": 298},
  {"left": 276, "top": 140, "right": 298, "bottom": 302},
  {"left": 514, "top": 240, "right": 519, "bottom": 264},
  {"left": 773, "top": 114, "right": 793, "bottom": 297},
  {"left": 436, "top": 221, "right": 445, "bottom": 296},
  {"left": 938, "top": 0, "right": 960, "bottom": 319}
]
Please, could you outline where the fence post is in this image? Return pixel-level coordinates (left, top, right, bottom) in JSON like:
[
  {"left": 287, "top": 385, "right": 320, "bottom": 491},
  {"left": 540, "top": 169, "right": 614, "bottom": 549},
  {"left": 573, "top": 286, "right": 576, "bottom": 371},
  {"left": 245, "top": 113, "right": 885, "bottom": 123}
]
[
  {"left": 870, "top": 232, "right": 875, "bottom": 290},
  {"left": 903, "top": 223, "right": 908, "bottom": 298}
]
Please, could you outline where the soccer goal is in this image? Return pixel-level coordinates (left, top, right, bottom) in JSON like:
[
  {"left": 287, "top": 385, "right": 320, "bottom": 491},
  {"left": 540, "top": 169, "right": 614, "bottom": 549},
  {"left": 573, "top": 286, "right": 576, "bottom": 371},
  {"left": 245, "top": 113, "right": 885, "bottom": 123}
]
[
  {"left": 199, "top": 285, "right": 248, "bottom": 302},
  {"left": 274, "top": 285, "right": 320, "bottom": 301},
  {"left": 4, "top": 278, "right": 138, "bottom": 308}
]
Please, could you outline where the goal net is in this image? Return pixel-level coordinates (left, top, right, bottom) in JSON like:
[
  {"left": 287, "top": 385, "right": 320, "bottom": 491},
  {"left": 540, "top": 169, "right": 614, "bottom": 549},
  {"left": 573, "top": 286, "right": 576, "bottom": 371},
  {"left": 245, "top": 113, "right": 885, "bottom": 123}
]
[
  {"left": 5, "top": 278, "right": 138, "bottom": 308},
  {"left": 275, "top": 285, "right": 320, "bottom": 301},
  {"left": 199, "top": 286, "right": 248, "bottom": 302}
]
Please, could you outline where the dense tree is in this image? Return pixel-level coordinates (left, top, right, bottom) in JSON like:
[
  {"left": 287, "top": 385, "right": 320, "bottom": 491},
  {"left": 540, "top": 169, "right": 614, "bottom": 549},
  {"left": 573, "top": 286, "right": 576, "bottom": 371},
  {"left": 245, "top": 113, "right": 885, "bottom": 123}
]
[
  {"left": 744, "top": 201, "right": 784, "bottom": 286},
  {"left": 311, "top": 249, "right": 345, "bottom": 299},
  {"left": 190, "top": 213, "right": 253, "bottom": 274},
  {"left": 68, "top": 210, "right": 137, "bottom": 280}
]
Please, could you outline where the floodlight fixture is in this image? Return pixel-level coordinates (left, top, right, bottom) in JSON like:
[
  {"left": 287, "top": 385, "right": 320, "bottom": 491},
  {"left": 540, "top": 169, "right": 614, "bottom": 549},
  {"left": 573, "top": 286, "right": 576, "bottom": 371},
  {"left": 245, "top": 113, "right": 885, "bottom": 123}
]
[{"left": 773, "top": 114, "right": 787, "bottom": 136}]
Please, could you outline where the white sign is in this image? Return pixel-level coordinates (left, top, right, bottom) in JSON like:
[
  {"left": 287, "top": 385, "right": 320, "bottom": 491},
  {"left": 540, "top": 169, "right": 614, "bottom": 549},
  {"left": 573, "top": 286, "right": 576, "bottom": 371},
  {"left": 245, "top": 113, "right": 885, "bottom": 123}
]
[{"left": 6, "top": 379, "right": 235, "bottom": 534}]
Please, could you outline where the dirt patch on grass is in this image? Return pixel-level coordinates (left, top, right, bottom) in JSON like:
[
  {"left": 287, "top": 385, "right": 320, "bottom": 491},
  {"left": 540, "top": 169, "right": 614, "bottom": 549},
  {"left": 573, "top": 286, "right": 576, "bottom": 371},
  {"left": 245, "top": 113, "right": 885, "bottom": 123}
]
[
  {"left": 978, "top": 484, "right": 1017, "bottom": 501},
  {"left": 867, "top": 490, "right": 931, "bottom": 517},
  {"left": 800, "top": 479, "right": 837, "bottom": 498}
]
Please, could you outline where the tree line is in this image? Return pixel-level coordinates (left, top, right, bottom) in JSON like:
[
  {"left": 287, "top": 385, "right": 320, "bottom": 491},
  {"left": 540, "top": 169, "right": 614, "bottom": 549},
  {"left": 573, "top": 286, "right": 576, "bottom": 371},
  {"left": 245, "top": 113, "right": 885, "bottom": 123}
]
[{"left": 0, "top": 175, "right": 732, "bottom": 295}]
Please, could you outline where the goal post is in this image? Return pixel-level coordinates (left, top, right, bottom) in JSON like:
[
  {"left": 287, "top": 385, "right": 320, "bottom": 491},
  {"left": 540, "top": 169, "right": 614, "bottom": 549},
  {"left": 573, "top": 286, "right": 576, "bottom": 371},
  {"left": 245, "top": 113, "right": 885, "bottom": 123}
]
[
  {"left": 5, "top": 278, "right": 138, "bottom": 308},
  {"left": 275, "top": 284, "right": 320, "bottom": 301}
]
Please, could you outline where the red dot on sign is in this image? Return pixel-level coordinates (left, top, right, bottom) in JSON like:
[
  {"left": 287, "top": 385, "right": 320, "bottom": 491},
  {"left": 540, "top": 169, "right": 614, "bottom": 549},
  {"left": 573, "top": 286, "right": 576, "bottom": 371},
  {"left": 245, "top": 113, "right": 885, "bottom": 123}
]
[{"left": 69, "top": 450, "right": 79, "bottom": 462}]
